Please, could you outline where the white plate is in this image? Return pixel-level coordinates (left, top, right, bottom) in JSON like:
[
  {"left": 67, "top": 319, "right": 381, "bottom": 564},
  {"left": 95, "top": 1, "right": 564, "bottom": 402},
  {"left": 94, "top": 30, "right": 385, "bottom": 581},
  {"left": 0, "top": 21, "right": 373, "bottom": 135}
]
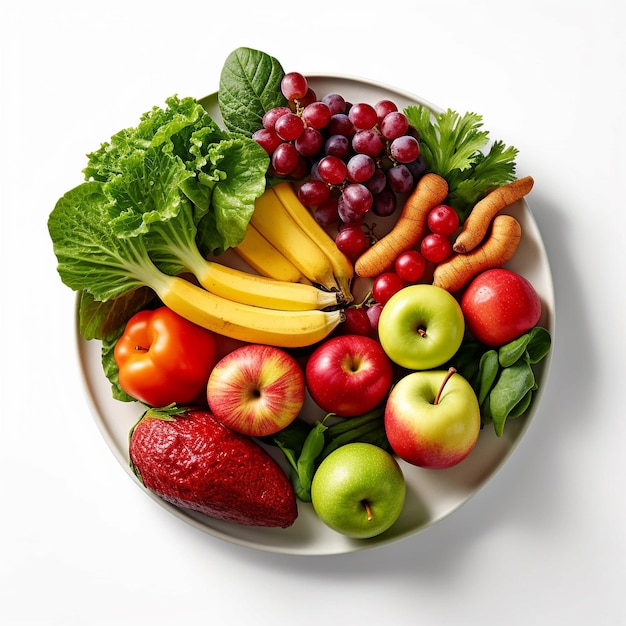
[{"left": 76, "top": 76, "right": 555, "bottom": 556}]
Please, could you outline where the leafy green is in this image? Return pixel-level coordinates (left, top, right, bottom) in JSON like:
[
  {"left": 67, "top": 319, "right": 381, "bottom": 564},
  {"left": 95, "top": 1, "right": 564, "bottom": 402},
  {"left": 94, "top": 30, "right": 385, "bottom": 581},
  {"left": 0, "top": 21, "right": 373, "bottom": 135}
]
[
  {"left": 84, "top": 95, "right": 269, "bottom": 258},
  {"left": 450, "top": 327, "right": 551, "bottom": 436},
  {"left": 51, "top": 95, "right": 269, "bottom": 343},
  {"left": 267, "top": 408, "right": 389, "bottom": 502},
  {"left": 218, "top": 47, "right": 288, "bottom": 136},
  {"left": 404, "top": 106, "right": 518, "bottom": 221}
]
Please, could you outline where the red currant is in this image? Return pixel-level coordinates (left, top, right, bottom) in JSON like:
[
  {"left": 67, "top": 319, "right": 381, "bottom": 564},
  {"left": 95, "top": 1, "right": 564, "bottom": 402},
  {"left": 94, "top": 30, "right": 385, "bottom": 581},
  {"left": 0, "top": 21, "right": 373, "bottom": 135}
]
[
  {"left": 427, "top": 204, "right": 460, "bottom": 237},
  {"left": 394, "top": 250, "right": 427, "bottom": 283},
  {"left": 420, "top": 233, "right": 453, "bottom": 264}
]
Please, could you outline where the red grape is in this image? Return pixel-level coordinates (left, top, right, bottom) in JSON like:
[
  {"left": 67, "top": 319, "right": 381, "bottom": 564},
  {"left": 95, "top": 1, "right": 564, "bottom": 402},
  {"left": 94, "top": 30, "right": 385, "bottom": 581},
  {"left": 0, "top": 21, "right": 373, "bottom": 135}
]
[
  {"left": 298, "top": 179, "right": 330, "bottom": 206},
  {"left": 275, "top": 112, "right": 305, "bottom": 141},
  {"left": 387, "top": 164, "right": 414, "bottom": 193},
  {"left": 322, "top": 93, "right": 347, "bottom": 115},
  {"left": 317, "top": 155, "right": 347, "bottom": 185},
  {"left": 346, "top": 153, "right": 376, "bottom": 183},
  {"left": 324, "top": 134, "right": 351, "bottom": 158},
  {"left": 302, "top": 101, "right": 332, "bottom": 129},
  {"left": 380, "top": 111, "right": 409, "bottom": 140},
  {"left": 281, "top": 72, "right": 308, "bottom": 101},
  {"left": 371, "top": 187, "right": 397, "bottom": 217},
  {"left": 252, "top": 128, "right": 281, "bottom": 155},
  {"left": 348, "top": 102, "right": 378, "bottom": 130},
  {"left": 335, "top": 225, "right": 368, "bottom": 258},
  {"left": 262, "top": 107, "right": 291, "bottom": 130},
  {"left": 271, "top": 143, "right": 299, "bottom": 175},
  {"left": 352, "top": 129, "right": 384, "bottom": 157},
  {"left": 341, "top": 307, "right": 374, "bottom": 337},
  {"left": 342, "top": 183, "right": 373, "bottom": 215},
  {"left": 374, "top": 99, "right": 398, "bottom": 122},
  {"left": 314, "top": 196, "right": 340, "bottom": 226},
  {"left": 390, "top": 135, "right": 420, "bottom": 163},
  {"left": 295, "top": 127, "right": 323, "bottom": 157}
]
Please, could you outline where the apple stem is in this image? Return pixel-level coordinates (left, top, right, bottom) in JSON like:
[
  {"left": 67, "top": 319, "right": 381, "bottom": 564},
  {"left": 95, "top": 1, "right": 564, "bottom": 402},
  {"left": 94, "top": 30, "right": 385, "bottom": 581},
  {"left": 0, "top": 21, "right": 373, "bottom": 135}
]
[
  {"left": 417, "top": 328, "right": 426, "bottom": 337},
  {"left": 134, "top": 345, "right": 149, "bottom": 352},
  {"left": 362, "top": 500, "right": 374, "bottom": 522},
  {"left": 434, "top": 367, "right": 457, "bottom": 405}
]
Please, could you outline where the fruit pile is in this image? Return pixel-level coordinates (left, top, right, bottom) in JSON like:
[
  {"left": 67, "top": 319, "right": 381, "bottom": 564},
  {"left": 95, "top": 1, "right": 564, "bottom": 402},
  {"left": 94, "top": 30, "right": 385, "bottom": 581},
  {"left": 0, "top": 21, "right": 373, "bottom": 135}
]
[
  {"left": 119, "top": 75, "right": 551, "bottom": 540},
  {"left": 51, "top": 49, "right": 552, "bottom": 542}
]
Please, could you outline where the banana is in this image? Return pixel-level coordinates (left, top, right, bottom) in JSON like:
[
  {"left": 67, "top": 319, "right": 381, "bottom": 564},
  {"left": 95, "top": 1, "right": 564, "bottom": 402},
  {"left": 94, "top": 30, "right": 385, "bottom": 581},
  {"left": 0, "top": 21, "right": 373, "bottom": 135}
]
[
  {"left": 233, "top": 223, "right": 306, "bottom": 284},
  {"left": 193, "top": 259, "right": 342, "bottom": 311},
  {"left": 157, "top": 274, "right": 344, "bottom": 348},
  {"left": 250, "top": 189, "right": 340, "bottom": 293},
  {"left": 271, "top": 182, "right": 354, "bottom": 303}
]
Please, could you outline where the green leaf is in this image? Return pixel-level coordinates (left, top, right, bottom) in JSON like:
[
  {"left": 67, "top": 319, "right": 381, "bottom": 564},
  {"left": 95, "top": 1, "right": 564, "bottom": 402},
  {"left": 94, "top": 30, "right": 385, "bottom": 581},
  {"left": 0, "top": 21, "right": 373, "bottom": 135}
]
[
  {"left": 218, "top": 47, "right": 287, "bottom": 136},
  {"left": 477, "top": 350, "right": 500, "bottom": 406},
  {"left": 195, "top": 136, "right": 269, "bottom": 253},
  {"left": 101, "top": 336, "right": 136, "bottom": 402},
  {"left": 404, "top": 105, "right": 518, "bottom": 223},
  {"left": 526, "top": 327, "right": 552, "bottom": 364},
  {"left": 489, "top": 361, "right": 537, "bottom": 436},
  {"left": 48, "top": 182, "right": 155, "bottom": 301},
  {"left": 499, "top": 333, "right": 532, "bottom": 368},
  {"left": 77, "top": 287, "right": 157, "bottom": 342}
]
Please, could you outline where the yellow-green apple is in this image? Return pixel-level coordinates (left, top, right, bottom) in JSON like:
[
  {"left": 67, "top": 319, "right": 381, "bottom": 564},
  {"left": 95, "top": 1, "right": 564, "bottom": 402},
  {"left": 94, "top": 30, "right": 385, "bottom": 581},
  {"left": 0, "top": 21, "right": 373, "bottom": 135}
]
[
  {"left": 384, "top": 368, "right": 480, "bottom": 469},
  {"left": 206, "top": 344, "right": 305, "bottom": 437},
  {"left": 461, "top": 268, "right": 542, "bottom": 347},
  {"left": 305, "top": 334, "right": 394, "bottom": 417},
  {"left": 378, "top": 284, "right": 465, "bottom": 370},
  {"left": 311, "top": 442, "right": 406, "bottom": 538}
]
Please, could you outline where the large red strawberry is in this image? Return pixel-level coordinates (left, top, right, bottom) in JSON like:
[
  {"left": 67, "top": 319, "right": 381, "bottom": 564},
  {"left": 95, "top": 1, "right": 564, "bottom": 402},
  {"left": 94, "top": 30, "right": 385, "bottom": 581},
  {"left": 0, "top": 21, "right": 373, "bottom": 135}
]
[{"left": 129, "top": 406, "right": 297, "bottom": 528}]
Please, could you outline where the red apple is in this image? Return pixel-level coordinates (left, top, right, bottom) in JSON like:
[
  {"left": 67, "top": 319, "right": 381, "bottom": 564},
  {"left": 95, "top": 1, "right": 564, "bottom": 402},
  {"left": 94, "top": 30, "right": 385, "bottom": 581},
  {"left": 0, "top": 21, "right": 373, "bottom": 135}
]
[
  {"left": 461, "top": 269, "right": 542, "bottom": 347},
  {"left": 206, "top": 344, "right": 305, "bottom": 437},
  {"left": 305, "top": 334, "right": 394, "bottom": 417},
  {"left": 384, "top": 368, "right": 480, "bottom": 469}
]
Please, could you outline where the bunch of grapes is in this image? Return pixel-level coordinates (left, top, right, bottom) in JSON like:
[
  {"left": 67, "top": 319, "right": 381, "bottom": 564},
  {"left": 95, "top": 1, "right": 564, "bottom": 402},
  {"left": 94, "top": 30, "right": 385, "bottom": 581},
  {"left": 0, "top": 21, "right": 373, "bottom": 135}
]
[{"left": 252, "top": 72, "right": 427, "bottom": 234}]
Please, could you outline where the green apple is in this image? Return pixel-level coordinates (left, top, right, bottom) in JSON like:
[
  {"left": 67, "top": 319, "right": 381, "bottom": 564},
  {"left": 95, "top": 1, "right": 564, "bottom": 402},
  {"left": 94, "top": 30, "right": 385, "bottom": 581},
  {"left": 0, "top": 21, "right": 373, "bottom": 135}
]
[
  {"left": 310, "top": 443, "right": 406, "bottom": 539},
  {"left": 384, "top": 368, "right": 480, "bottom": 469},
  {"left": 378, "top": 284, "right": 465, "bottom": 370}
]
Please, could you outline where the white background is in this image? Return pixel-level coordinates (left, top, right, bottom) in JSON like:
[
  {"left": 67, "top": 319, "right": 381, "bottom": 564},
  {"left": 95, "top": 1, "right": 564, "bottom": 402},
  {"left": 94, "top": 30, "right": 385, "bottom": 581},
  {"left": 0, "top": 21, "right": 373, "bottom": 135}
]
[{"left": 2, "top": 1, "right": 625, "bottom": 624}]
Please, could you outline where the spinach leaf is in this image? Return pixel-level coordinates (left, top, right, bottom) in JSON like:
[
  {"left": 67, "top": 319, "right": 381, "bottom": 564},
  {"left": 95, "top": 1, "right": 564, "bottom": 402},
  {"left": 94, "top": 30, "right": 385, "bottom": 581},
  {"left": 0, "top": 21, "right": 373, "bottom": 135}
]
[
  {"left": 490, "top": 360, "right": 538, "bottom": 436},
  {"left": 477, "top": 350, "right": 499, "bottom": 406},
  {"left": 499, "top": 333, "right": 532, "bottom": 367},
  {"left": 219, "top": 47, "right": 287, "bottom": 136},
  {"left": 526, "top": 327, "right": 552, "bottom": 364}
]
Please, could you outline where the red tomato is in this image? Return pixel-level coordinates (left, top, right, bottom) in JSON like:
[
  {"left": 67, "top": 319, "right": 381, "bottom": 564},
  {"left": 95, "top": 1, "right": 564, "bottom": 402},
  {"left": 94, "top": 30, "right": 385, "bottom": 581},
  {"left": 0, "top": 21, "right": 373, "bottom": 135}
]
[{"left": 114, "top": 307, "right": 218, "bottom": 407}]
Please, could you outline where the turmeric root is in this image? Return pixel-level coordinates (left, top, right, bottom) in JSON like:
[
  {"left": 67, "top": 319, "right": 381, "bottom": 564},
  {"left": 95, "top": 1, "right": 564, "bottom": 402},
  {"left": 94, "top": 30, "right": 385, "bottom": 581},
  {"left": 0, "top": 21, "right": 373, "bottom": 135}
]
[
  {"left": 453, "top": 176, "right": 534, "bottom": 254},
  {"left": 355, "top": 173, "right": 448, "bottom": 278},
  {"left": 433, "top": 214, "right": 522, "bottom": 292}
]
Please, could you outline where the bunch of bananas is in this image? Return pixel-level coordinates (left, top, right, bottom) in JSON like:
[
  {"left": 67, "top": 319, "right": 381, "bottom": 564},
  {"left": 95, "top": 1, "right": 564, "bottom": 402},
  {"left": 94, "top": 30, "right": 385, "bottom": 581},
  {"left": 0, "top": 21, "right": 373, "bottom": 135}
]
[{"left": 166, "top": 183, "right": 353, "bottom": 348}]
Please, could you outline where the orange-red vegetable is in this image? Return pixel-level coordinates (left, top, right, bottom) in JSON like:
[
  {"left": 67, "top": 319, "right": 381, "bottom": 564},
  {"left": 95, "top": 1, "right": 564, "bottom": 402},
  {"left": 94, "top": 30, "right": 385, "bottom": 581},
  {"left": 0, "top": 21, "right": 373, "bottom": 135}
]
[
  {"left": 433, "top": 214, "right": 522, "bottom": 292},
  {"left": 355, "top": 173, "right": 448, "bottom": 278},
  {"left": 452, "top": 176, "right": 534, "bottom": 254}
]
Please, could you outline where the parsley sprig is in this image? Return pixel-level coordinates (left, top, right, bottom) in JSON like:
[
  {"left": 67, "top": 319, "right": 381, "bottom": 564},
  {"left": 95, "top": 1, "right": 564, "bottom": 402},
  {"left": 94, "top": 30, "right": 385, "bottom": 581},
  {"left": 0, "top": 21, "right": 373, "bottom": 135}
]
[{"left": 404, "top": 106, "right": 519, "bottom": 222}]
